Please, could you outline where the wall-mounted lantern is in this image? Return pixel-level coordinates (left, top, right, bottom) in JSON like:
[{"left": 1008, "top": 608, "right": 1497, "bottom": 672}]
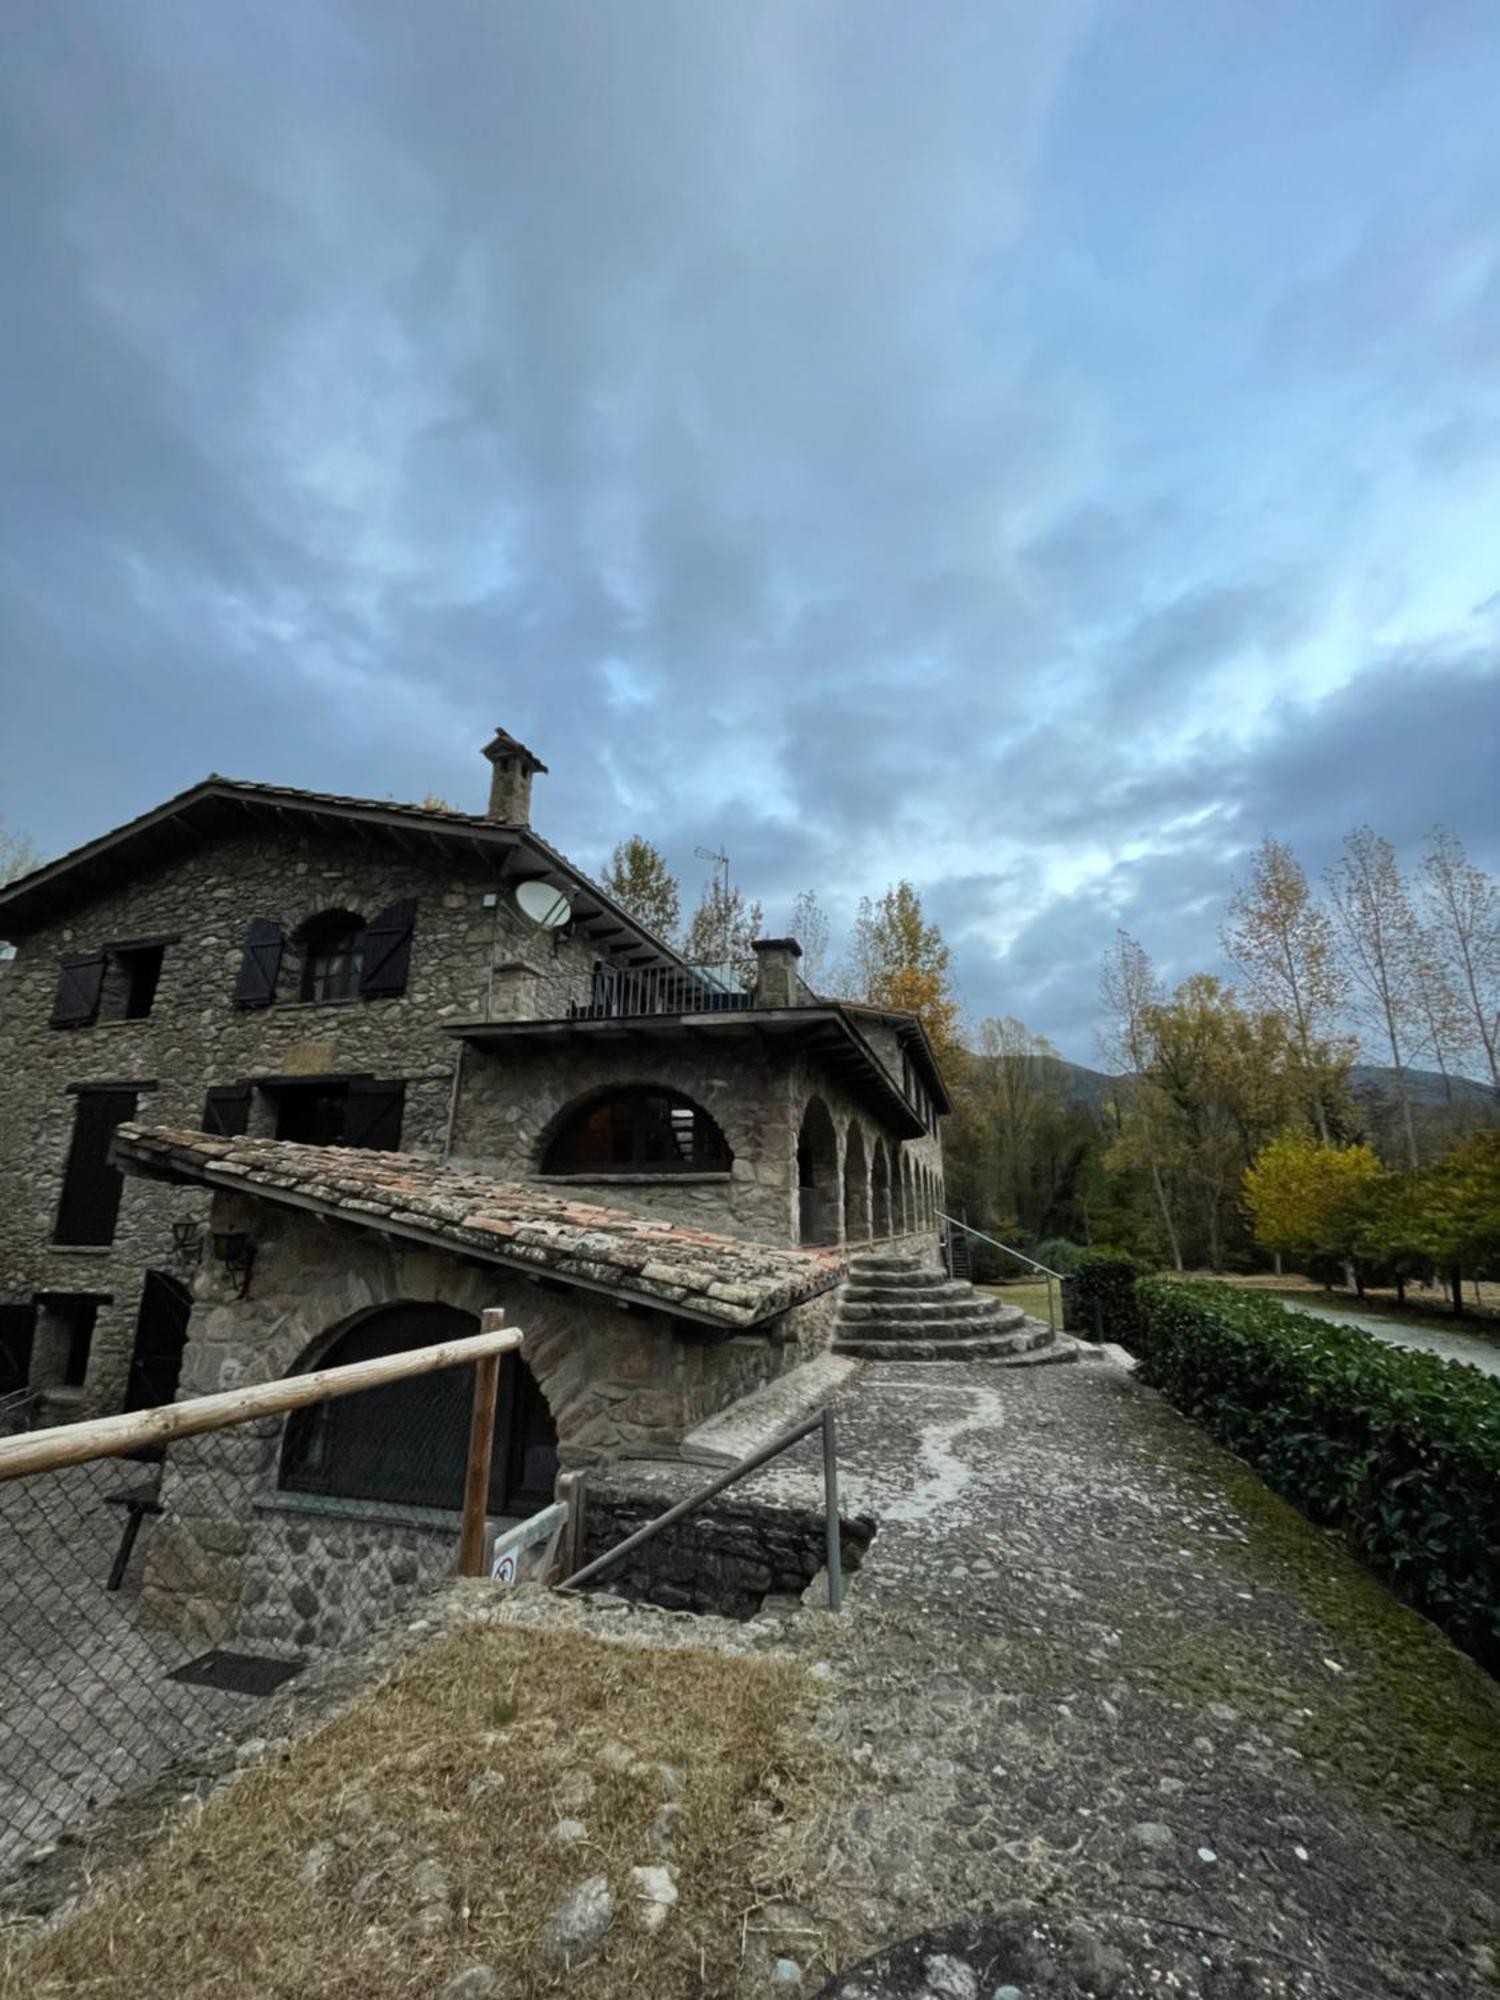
[
  {"left": 211, "top": 1230, "right": 257, "bottom": 1299},
  {"left": 170, "top": 1219, "right": 204, "bottom": 1270}
]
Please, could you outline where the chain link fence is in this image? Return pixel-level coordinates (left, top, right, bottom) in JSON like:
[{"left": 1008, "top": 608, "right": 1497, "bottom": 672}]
[{"left": 0, "top": 1326, "right": 519, "bottom": 1875}]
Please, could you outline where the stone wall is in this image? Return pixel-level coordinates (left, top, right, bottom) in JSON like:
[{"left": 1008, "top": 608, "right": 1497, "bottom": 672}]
[
  {"left": 0, "top": 821, "right": 605, "bottom": 1417},
  {"left": 138, "top": 1193, "right": 842, "bottom": 1654},
  {"left": 578, "top": 1486, "right": 876, "bottom": 1619}
]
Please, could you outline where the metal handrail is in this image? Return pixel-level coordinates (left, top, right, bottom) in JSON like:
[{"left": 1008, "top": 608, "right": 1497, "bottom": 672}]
[
  {"left": 559, "top": 1406, "right": 844, "bottom": 1611},
  {"left": 939, "top": 1212, "right": 1064, "bottom": 1335}
]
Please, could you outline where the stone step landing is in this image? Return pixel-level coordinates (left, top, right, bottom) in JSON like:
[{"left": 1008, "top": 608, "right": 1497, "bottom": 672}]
[{"left": 834, "top": 1252, "right": 1079, "bottom": 1368}]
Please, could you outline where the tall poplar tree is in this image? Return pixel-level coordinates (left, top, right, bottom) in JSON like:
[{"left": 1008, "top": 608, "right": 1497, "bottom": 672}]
[{"left": 602, "top": 836, "right": 681, "bottom": 946}]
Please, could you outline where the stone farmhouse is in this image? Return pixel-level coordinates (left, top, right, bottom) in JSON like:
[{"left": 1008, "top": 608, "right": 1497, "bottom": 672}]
[{"left": 0, "top": 731, "right": 970, "bottom": 1644}]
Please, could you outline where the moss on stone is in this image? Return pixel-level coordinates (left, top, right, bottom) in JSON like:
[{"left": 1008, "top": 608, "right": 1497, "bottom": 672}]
[{"left": 1118, "top": 1390, "right": 1500, "bottom": 1855}]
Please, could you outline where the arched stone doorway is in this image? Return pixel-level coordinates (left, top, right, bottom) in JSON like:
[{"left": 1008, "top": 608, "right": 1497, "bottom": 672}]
[
  {"left": 844, "top": 1125, "right": 871, "bottom": 1243},
  {"left": 871, "top": 1141, "right": 892, "bottom": 1240},
  {"left": 281, "top": 1301, "right": 559, "bottom": 1519},
  {"left": 796, "top": 1097, "right": 840, "bottom": 1245}
]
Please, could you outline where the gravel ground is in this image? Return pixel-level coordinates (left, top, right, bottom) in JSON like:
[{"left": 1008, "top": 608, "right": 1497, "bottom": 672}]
[
  {"left": 1274, "top": 1295, "right": 1500, "bottom": 1379},
  {"left": 6, "top": 1353, "right": 1499, "bottom": 1998}
]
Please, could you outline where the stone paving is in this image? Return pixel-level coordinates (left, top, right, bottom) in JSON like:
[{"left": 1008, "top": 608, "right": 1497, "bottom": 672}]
[
  {"left": 8, "top": 1352, "right": 1500, "bottom": 1997},
  {"left": 1275, "top": 1295, "right": 1500, "bottom": 1380}
]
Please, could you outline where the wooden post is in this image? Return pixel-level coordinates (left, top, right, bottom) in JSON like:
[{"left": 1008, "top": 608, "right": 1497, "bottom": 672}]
[
  {"left": 458, "top": 1351, "right": 502, "bottom": 1577},
  {"left": 556, "top": 1469, "right": 588, "bottom": 1582}
]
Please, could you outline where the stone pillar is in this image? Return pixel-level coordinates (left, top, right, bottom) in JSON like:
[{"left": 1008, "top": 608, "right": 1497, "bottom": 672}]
[
  {"left": 490, "top": 959, "right": 541, "bottom": 1019},
  {"left": 752, "top": 937, "right": 803, "bottom": 1010}
]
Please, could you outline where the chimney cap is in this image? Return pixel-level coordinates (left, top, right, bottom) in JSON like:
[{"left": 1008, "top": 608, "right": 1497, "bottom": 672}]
[
  {"left": 482, "top": 728, "right": 548, "bottom": 775},
  {"left": 752, "top": 937, "right": 803, "bottom": 958}
]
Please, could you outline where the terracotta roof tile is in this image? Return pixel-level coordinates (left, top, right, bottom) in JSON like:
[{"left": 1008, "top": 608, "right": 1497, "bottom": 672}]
[{"left": 113, "top": 1126, "right": 844, "bottom": 1329}]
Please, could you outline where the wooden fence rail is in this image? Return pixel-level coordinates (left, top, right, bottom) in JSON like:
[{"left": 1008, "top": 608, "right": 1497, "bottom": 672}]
[{"left": 0, "top": 1324, "right": 523, "bottom": 1485}]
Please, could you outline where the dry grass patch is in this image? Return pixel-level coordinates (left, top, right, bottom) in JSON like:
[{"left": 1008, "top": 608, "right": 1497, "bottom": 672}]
[{"left": 2, "top": 1622, "right": 837, "bottom": 2000}]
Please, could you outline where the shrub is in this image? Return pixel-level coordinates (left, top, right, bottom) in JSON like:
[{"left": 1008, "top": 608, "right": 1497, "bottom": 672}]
[
  {"left": 1030, "top": 1237, "right": 1088, "bottom": 1276},
  {"left": 1132, "top": 1279, "right": 1500, "bottom": 1671},
  {"left": 1064, "top": 1251, "right": 1149, "bottom": 1345}
]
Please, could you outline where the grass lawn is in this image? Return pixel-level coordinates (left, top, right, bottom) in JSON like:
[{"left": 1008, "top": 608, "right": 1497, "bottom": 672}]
[
  {"left": 1198, "top": 1270, "right": 1500, "bottom": 1342},
  {"left": 977, "top": 1277, "right": 1060, "bottom": 1325},
  {"left": 2, "top": 1623, "right": 835, "bottom": 2000}
]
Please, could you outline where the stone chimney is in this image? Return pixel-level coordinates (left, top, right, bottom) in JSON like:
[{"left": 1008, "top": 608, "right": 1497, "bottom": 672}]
[
  {"left": 751, "top": 936, "right": 803, "bottom": 1010},
  {"left": 481, "top": 728, "right": 547, "bottom": 825}
]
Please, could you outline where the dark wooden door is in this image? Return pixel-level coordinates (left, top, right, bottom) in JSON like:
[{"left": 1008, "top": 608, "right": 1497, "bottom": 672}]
[{"left": 124, "top": 1271, "right": 192, "bottom": 1412}]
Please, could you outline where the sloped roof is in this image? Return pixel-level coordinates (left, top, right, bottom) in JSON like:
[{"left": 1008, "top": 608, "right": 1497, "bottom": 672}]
[
  {"left": 113, "top": 1126, "right": 844, "bottom": 1329},
  {"left": 0, "top": 775, "right": 679, "bottom": 966}
]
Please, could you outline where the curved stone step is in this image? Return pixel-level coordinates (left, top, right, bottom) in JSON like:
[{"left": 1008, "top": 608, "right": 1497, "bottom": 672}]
[
  {"left": 833, "top": 1323, "right": 1079, "bottom": 1364},
  {"left": 837, "top": 1295, "right": 1007, "bottom": 1325},
  {"left": 842, "top": 1285, "right": 973, "bottom": 1310},
  {"left": 836, "top": 1309, "right": 1030, "bottom": 1343},
  {"left": 845, "top": 1263, "right": 950, "bottom": 1290}
]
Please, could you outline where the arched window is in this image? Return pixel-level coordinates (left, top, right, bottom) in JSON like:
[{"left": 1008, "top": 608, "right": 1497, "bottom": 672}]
[
  {"left": 541, "top": 1087, "right": 732, "bottom": 1175},
  {"left": 844, "top": 1124, "right": 870, "bottom": 1243},
  {"left": 797, "top": 1096, "right": 840, "bottom": 1246},
  {"left": 280, "top": 1302, "right": 558, "bottom": 1517},
  {"left": 298, "top": 909, "right": 366, "bottom": 1002}
]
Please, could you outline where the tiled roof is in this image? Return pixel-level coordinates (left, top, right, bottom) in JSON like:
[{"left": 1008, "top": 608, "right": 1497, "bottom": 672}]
[{"left": 113, "top": 1126, "right": 844, "bottom": 1329}]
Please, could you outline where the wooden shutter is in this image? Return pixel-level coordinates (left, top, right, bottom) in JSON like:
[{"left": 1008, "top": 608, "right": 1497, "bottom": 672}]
[
  {"left": 202, "top": 1084, "right": 253, "bottom": 1136},
  {"left": 232, "top": 919, "right": 283, "bottom": 1008},
  {"left": 50, "top": 953, "right": 106, "bottom": 1029},
  {"left": 358, "top": 899, "right": 417, "bottom": 998},
  {"left": 53, "top": 1089, "right": 137, "bottom": 1246},
  {"left": 344, "top": 1080, "right": 405, "bottom": 1152}
]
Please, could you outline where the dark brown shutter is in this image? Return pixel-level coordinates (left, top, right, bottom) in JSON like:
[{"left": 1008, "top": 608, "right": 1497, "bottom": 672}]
[
  {"left": 232, "top": 919, "right": 283, "bottom": 1007},
  {"left": 53, "top": 1088, "right": 137, "bottom": 1245},
  {"left": 202, "top": 1084, "right": 253, "bottom": 1136},
  {"left": 50, "top": 953, "right": 106, "bottom": 1029},
  {"left": 344, "top": 1080, "right": 405, "bottom": 1151},
  {"left": 358, "top": 899, "right": 417, "bottom": 998}
]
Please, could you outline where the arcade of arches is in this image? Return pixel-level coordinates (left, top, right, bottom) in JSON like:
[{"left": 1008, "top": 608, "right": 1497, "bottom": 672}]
[{"left": 795, "top": 1095, "right": 941, "bottom": 1249}]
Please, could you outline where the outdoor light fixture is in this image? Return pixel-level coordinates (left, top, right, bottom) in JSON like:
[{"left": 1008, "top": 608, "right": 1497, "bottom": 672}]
[
  {"left": 211, "top": 1230, "right": 256, "bottom": 1299},
  {"left": 170, "top": 1219, "right": 204, "bottom": 1268}
]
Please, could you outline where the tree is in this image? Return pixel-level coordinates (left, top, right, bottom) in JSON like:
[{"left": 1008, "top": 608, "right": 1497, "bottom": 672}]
[
  {"left": 787, "top": 889, "right": 833, "bottom": 995},
  {"left": 1222, "top": 835, "right": 1351, "bottom": 1142},
  {"left": 602, "top": 836, "right": 681, "bottom": 947},
  {"left": 1325, "top": 828, "right": 1425, "bottom": 1169},
  {"left": 845, "top": 881, "right": 961, "bottom": 1062},
  {"left": 1421, "top": 828, "right": 1500, "bottom": 1096},
  {"left": 1404, "top": 1130, "right": 1500, "bottom": 1316},
  {"left": 0, "top": 817, "right": 41, "bottom": 888},
  {"left": 1244, "top": 1136, "right": 1382, "bottom": 1271},
  {"left": 1098, "top": 931, "right": 1184, "bottom": 1270},
  {"left": 684, "top": 874, "right": 763, "bottom": 986}
]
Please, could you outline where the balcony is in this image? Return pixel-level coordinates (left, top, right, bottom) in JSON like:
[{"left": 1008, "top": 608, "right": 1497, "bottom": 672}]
[{"left": 564, "top": 961, "right": 813, "bottom": 1021}]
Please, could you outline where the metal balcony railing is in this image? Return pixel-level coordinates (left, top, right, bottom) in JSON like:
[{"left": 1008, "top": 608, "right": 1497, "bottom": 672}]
[{"left": 566, "top": 961, "right": 757, "bottom": 1020}]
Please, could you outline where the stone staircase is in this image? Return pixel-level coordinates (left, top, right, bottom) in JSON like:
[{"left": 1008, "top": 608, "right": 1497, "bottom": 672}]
[{"left": 832, "top": 1250, "right": 1080, "bottom": 1365}]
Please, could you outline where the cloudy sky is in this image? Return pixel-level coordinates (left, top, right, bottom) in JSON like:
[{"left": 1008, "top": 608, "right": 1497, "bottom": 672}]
[{"left": 2, "top": 2, "right": 1498, "bottom": 1060}]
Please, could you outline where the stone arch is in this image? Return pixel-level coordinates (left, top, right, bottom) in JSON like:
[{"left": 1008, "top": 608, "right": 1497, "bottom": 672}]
[
  {"left": 871, "top": 1140, "right": 892, "bottom": 1240},
  {"left": 843, "top": 1124, "right": 871, "bottom": 1244},
  {"left": 796, "top": 1096, "right": 840, "bottom": 1245},
  {"left": 537, "top": 1083, "right": 733, "bottom": 1175},
  {"left": 281, "top": 1299, "right": 558, "bottom": 1519}
]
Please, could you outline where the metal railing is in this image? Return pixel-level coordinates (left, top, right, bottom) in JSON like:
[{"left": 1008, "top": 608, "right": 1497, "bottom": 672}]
[
  {"left": 567, "top": 961, "right": 757, "bottom": 1020},
  {"left": 0, "top": 1386, "right": 37, "bottom": 1439},
  {"left": 939, "top": 1213, "right": 1064, "bottom": 1335},
  {"left": 560, "top": 1406, "right": 844, "bottom": 1611}
]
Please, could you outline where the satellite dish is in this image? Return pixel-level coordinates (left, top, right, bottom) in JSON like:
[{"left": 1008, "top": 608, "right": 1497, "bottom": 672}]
[{"left": 515, "top": 879, "right": 572, "bottom": 930}]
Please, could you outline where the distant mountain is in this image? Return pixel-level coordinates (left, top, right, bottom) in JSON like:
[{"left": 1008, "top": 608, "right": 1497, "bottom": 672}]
[{"left": 1035, "top": 1055, "right": 1496, "bottom": 1118}]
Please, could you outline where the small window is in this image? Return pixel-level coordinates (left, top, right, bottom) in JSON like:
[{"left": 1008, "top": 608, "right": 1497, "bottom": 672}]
[
  {"left": 270, "top": 1078, "right": 404, "bottom": 1151},
  {"left": 541, "top": 1088, "right": 733, "bottom": 1175},
  {"left": 298, "top": 911, "right": 365, "bottom": 1003},
  {"left": 54, "top": 1089, "right": 138, "bottom": 1245},
  {"left": 32, "top": 1295, "right": 101, "bottom": 1390},
  {"left": 97, "top": 944, "right": 166, "bottom": 1023}
]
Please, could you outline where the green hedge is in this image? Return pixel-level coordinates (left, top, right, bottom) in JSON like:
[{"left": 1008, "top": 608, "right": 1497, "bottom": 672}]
[
  {"left": 1132, "top": 1279, "right": 1500, "bottom": 1671},
  {"left": 1064, "top": 1252, "right": 1148, "bottom": 1345}
]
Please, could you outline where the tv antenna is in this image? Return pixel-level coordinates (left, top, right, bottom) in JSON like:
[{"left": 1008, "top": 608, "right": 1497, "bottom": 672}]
[{"left": 695, "top": 845, "right": 731, "bottom": 901}]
